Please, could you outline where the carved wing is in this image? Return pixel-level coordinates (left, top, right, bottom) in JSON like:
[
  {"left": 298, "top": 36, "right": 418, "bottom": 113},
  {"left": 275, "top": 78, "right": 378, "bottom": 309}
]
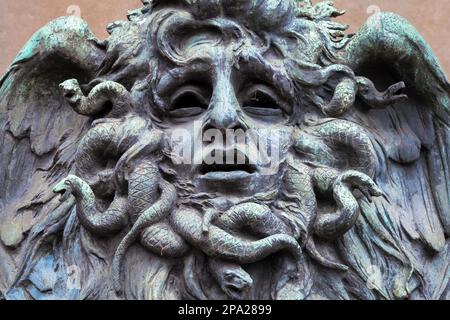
[
  {"left": 0, "top": 16, "right": 105, "bottom": 297},
  {"left": 340, "top": 12, "right": 449, "bottom": 299}
]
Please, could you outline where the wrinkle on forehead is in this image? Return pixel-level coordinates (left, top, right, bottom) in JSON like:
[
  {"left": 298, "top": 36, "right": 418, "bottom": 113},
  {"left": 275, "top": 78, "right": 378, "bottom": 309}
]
[{"left": 156, "top": 41, "right": 295, "bottom": 105}]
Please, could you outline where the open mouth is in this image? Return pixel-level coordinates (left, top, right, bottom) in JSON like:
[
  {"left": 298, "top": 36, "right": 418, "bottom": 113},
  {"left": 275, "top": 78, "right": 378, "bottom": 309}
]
[
  {"left": 55, "top": 189, "right": 71, "bottom": 202},
  {"left": 196, "top": 148, "right": 258, "bottom": 182},
  {"left": 63, "top": 91, "right": 75, "bottom": 99},
  {"left": 392, "top": 84, "right": 406, "bottom": 96},
  {"left": 53, "top": 183, "right": 72, "bottom": 203},
  {"left": 199, "top": 163, "right": 256, "bottom": 175}
]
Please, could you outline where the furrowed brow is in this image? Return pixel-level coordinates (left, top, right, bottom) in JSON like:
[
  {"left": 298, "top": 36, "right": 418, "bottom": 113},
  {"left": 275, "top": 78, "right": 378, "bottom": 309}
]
[
  {"left": 156, "top": 60, "right": 212, "bottom": 96},
  {"left": 236, "top": 50, "right": 294, "bottom": 101}
]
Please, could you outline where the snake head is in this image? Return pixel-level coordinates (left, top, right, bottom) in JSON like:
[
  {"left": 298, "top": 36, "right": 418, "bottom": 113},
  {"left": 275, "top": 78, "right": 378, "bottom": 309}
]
[
  {"left": 382, "top": 81, "right": 408, "bottom": 104},
  {"left": 59, "top": 79, "right": 83, "bottom": 106},
  {"left": 337, "top": 170, "right": 384, "bottom": 203},
  {"left": 221, "top": 269, "right": 253, "bottom": 300},
  {"left": 357, "top": 77, "right": 408, "bottom": 108},
  {"left": 53, "top": 176, "right": 76, "bottom": 202}
]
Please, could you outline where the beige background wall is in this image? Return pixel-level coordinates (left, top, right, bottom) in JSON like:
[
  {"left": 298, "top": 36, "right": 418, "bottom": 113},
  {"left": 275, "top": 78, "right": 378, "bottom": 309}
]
[{"left": 1, "top": 0, "right": 449, "bottom": 75}]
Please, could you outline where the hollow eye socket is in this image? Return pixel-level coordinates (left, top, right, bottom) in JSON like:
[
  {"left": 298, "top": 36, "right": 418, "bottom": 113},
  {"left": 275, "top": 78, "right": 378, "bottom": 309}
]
[
  {"left": 242, "top": 89, "right": 285, "bottom": 118},
  {"left": 169, "top": 89, "right": 209, "bottom": 118}
]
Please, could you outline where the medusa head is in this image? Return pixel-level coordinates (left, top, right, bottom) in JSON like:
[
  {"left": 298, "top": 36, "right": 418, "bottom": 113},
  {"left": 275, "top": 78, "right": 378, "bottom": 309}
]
[{"left": 1, "top": 0, "right": 448, "bottom": 300}]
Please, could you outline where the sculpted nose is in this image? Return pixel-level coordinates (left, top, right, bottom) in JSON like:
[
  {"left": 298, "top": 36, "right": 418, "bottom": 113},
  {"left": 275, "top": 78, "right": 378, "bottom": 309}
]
[{"left": 207, "top": 75, "right": 241, "bottom": 130}]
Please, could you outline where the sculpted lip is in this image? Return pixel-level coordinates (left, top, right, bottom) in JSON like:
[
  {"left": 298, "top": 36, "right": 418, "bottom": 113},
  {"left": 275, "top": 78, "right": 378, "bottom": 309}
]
[
  {"left": 198, "top": 163, "right": 257, "bottom": 181},
  {"left": 201, "top": 170, "right": 254, "bottom": 181}
]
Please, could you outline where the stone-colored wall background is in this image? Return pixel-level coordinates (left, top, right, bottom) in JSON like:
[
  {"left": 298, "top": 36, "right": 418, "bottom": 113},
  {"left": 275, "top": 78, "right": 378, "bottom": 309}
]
[{"left": 1, "top": 0, "right": 449, "bottom": 75}]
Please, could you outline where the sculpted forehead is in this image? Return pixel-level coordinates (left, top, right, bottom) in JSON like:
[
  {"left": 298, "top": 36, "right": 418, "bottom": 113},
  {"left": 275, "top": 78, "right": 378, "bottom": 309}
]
[
  {"left": 152, "top": 5, "right": 325, "bottom": 67},
  {"left": 155, "top": 46, "right": 295, "bottom": 103}
]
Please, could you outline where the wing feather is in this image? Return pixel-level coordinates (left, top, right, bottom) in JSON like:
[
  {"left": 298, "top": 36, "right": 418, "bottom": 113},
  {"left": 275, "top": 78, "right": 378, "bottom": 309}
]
[
  {"left": 344, "top": 12, "right": 450, "bottom": 241},
  {"left": 0, "top": 16, "right": 105, "bottom": 291},
  {"left": 338, "top": 11, "right": 449, "bottom": 298}
]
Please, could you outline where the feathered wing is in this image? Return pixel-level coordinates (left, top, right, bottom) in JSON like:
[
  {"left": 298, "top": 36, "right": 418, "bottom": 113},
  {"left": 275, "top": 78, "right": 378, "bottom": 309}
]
[
  {"left": 339, "top": 12, "right": 449, "bottom": 299},
  {"left": 0, "top": 16, "right": 106, "bottom": 298}
]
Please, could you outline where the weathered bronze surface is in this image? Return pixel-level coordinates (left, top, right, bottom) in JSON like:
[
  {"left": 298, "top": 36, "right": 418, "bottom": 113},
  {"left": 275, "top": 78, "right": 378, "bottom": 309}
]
[{"left": 0, "top": 0, "right": 448, "bottom": 300}]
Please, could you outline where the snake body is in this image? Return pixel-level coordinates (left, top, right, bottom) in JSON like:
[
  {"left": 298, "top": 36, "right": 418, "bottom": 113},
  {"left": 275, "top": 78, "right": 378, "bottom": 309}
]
[
  {"left": 57, "top": 79, "right": 188, "bottom": 294},
  {"left": 295, "top": 119, "right": 378, "bottom": 177},
  {"left": 202, "top": 203, "right": 299, "bottom": 300},
  {"left": 320, "top": 75, "right": 407, "bottom": 117},
  {"left": 112, "top": 180, "right": 179, "bottom": 294},
  {"left": 171, "top": 207, "right": 302, "bottom": 264},
  {"left": 59, "top": 79, "right": 132, "bottom": 117},
  {"left": 285, "top": 118, "right": 384, "bottom": 269},
  {"left": 217, "top": 203, "right": 291, "bottom": 236},
  {"left": 53, "top": 175, "right": 128, "bottom": 235},
  {"left": 75, "top": 116, "right": 152, "bottom": 195},
  {"left": 313, "top": 170, "right": 382, "bottom": 239}
]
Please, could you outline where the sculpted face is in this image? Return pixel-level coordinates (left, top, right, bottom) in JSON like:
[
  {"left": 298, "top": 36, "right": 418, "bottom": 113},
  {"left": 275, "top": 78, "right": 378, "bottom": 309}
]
[
  {"left": 6, "top": 0, "right": 443, "bottom": 301},
  {"left": 157, "top": 44, "right": 295, "bottom": 198}
]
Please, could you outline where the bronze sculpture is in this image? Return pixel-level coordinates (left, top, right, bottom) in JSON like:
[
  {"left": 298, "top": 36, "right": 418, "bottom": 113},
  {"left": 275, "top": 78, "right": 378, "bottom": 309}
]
[{"left": 0, "top": 0, "right": 448, "bottom": 300}]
